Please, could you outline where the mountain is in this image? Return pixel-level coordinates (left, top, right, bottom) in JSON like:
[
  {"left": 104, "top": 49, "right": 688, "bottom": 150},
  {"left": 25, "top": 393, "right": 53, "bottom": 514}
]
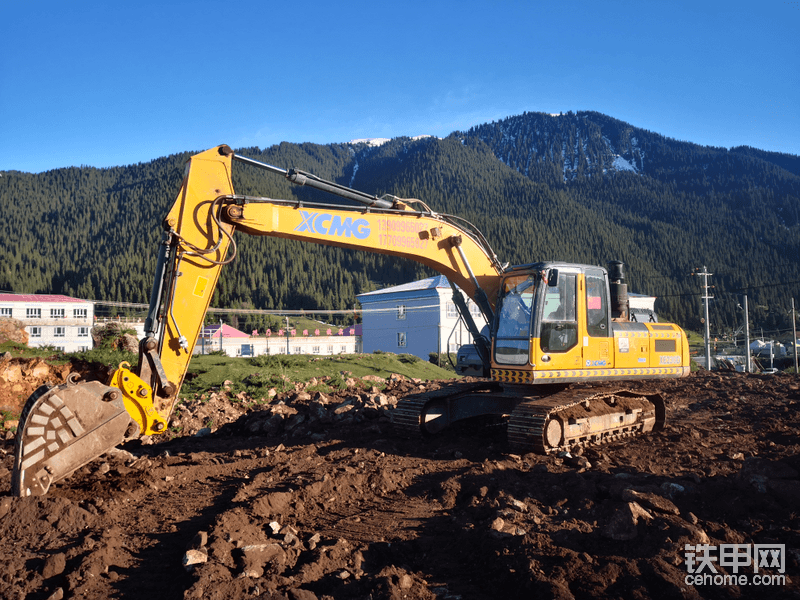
[
  {"left": 1, "top": 111, "right": 798, "bottom": 336},
  {"left": 456, "top": 111, "right": 800, "bottom": 331}
]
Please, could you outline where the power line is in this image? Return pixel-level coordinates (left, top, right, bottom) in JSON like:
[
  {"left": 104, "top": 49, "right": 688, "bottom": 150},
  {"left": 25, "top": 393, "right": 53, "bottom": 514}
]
[
  {"left": 729, "top": 279, "right": 800, "bottom": 292},
  {"left": 89, "top": 299, "right": 445, "bottom": 316}
]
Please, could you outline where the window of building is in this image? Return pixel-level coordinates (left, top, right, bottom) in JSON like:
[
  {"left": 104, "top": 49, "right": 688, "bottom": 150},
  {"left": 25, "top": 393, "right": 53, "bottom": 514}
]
[
  {"left": 312, "top": 346, "right": 320, "bottom": 354},
  {"left": 26, "top": 308, "right": 41, "bottom": 319},
  {"left": 50, "top": 308, "right": 65, "bottom": 319},
  {"left": 78, "top": 326, "right": 89, "bottom": 337},
  {"left": 449, "top": 342, "right": 460, "bottom": 352},
  {"left": 78, "top": 346, "right": 89, "bottom": 352},
  {"left": 327, "top": 345, "right": 334, "bottom": 354},
  {"left": 30, "top": 326, "right": 41, "bottom": 337},
  {"left": 54, "top": 326, "right": 65, "bottom": 337},
  {"left": 293, "top": 347, "right": 301, "bottom": 354},
  {"left": 397, "top": 332, "right": 407, "bottom": 347},
  {"left": 73, "top": 308, "right": 88, "bottom": 319},
  {"left": 470, "top": 303, "right": 480, "bottom": 317},
  {"left": 340, "top": 345, "right": 347, "bottom": 353},
  {"left": 396, "top": 305, "right": 406, "bottom": 320},
  {"left": 446, "top": 302, "right": 458, "bottom": 319},
  {"left": 0, "top": 308, "right": 11, "bottom": 317}
]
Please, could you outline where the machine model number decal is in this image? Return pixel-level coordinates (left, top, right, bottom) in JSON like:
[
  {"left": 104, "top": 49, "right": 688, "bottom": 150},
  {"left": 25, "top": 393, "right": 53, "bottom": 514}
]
[
  {"left": 586, "top": 359, "right": 607, "bottom": 367},
  {"left": 659, "top": 355, "right": 681, "bottom": 365},
  {"left": 295, "top": 211, "right": 370, "bottom": 240}
]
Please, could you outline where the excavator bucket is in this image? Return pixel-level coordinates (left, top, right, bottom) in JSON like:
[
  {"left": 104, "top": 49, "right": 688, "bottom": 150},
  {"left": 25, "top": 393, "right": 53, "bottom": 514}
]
[{"left": 12, "top": 377, "right": 131, "bottom": 497}]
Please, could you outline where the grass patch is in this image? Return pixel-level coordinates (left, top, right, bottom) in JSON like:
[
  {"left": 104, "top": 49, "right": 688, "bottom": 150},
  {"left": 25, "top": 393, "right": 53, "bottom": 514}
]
[
  {"left": 1, "top": 408, "right": 18, "bottom": 431},
  {"left": 66, "top": 348, "right": 137, "bottom": 370},
  {"left": 0, "top": 341, "right": 70, "bottom": 364},
  {"left": 180, "top": 352, "right": 458, "bottom": 400},
  {"left": 1, "top": 339, "right": 136, "bottom": 371}
]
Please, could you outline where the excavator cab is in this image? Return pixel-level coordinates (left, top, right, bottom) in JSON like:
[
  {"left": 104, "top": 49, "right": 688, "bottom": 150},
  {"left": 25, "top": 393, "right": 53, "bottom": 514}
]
[
  {"left": 491, "top": 264, "right": 613, "bottom": 381},
  {"left": 462, "top": 265, "right": 591, "bottom": 375},
  {"left": 493, "top": 265, "right": 586, "bottom": 369}
]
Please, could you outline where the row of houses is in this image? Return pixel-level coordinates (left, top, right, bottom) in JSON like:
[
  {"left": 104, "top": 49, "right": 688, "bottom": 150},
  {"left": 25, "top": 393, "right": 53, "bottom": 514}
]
[
  {"left": 196, "top": 323, "right": 361, "bottom": 357},
  {"left": 0, "top": 280, "right": 659, "bottom": 360}
]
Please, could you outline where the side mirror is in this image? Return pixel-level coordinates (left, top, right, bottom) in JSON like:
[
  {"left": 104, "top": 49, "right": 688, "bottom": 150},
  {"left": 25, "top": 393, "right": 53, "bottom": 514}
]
[{"left": 547, "top": 269, "right": 559, "bottom": 288}]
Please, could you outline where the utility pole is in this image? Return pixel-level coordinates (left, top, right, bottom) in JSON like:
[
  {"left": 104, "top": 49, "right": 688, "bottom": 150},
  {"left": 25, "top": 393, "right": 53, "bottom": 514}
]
[
  {"left": 793, "top": 298, "right": 798, "bottom": 374},
  {"left": 743, "top": 295, "right": 751, "bottom": 373},
  {"left": 692, "top": 266, "right": 713, "bottom": 370},
  {"left": 219, "top": 319, "right": 223, "bottom": 352}
]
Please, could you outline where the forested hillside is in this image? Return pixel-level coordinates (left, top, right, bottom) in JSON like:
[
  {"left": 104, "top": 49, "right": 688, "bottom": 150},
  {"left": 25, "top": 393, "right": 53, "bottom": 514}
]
[{"left": 1, "top": 111, "right": 798, "bottom": 335}]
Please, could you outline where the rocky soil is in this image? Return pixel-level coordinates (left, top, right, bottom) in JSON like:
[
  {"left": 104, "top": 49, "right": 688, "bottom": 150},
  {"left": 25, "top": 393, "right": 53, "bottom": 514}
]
[{"left": 0, "top": 361, "right": 798, "bottom": 600}]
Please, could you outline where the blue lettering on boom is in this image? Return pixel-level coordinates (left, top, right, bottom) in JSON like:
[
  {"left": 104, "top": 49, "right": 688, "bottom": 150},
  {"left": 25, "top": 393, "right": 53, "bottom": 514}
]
[{"left": 295, "top": 211, "right": 370, "bottom": 240}]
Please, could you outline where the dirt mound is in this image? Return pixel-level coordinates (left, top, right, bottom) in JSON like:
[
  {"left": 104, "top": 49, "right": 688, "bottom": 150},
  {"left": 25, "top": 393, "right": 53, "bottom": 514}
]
[
  {"left": 92, "top": 322, "right": 139, "bottom": 353},
  {"left": 0, "top": 318, "right": 28, "bottom": 345},
  {"left": 0, "top": 355, "right": 73, "bottom": 417},
  {"left": 0, "top": 356, "right": 110, "bottom": 434},
  {"left": 0, "top": 369, "right": 798, "bottom": 599}
]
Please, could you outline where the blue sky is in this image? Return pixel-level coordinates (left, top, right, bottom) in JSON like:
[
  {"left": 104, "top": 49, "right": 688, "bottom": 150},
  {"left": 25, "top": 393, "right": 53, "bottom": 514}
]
[{"left": 2, "top": 0, "right": 798, "bottom": 173}]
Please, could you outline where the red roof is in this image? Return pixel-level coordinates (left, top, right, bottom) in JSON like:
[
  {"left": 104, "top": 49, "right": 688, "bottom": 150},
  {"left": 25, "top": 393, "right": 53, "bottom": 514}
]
[
  {"left": 202, "top": 323, "right": 250, "bottom": 338},
  {"left": 0, "top": 293, "right": 87, "bottom": 303}
]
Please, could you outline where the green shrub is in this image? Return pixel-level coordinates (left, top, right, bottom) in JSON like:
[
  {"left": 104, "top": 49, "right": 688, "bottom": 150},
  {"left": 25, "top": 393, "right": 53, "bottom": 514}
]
[
  {"left": 428, "top": 352, "right": 458, "bottom": 372},
  {"left": 398, "top": 353, "right": 421, "bottom": 364}
]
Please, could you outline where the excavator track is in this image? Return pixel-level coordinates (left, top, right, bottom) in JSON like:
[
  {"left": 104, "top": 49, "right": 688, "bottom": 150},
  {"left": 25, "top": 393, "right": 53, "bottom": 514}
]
[
  {"left": 393, "top": 381, "right": 506, "bottom": 437},
  {"left": 13, "top": 377, "right": 132, "bottom": 497},
  {"left": 507, "top": 387, "right": 666, "bottom": 454},
  {"left": 393, "top": 381, "right": 666, "bottom": 454}
]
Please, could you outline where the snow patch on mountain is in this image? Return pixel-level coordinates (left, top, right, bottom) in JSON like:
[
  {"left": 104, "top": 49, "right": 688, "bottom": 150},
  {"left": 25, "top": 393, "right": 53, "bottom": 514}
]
[
  {"left": 349, "top": 135, "right": 435, "bottom": 148},
  {"left": 612, "top": 155, "right": 637, "bottom": 172},
  {"left": 349, "top": 138, "right": 391, "bottom": 147}
]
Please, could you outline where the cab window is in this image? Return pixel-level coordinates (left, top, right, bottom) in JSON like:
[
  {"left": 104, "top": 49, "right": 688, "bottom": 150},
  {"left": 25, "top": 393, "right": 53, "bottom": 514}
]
[{"left": 585, "top": 269, "right": 609, "bottom": 337}]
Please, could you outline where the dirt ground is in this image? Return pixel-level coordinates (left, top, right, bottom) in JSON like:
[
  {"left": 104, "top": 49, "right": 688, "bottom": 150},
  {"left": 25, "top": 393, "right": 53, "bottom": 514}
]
[{"left": 0, "top": 359, "right": 798, "bottom": 600}]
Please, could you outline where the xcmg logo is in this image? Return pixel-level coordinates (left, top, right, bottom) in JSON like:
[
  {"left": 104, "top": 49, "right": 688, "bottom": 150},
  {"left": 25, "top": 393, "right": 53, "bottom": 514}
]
[{"left": 294, "top": 211, "right": 370, "bottom": 240}]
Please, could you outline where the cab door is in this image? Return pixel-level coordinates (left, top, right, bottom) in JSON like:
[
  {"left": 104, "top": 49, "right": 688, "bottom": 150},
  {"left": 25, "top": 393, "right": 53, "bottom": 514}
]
[
  {"left": 581, "top": 268, "right": 612, "bottom": 369},
  {"left": 536, "top": 271, "right": 582, "bottom": 370}
]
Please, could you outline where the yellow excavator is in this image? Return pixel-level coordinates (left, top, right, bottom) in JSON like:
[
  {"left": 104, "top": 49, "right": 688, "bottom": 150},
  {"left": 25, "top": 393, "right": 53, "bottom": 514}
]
[{"left": 12, "top": 145, "right": 690, "bottom": 496}]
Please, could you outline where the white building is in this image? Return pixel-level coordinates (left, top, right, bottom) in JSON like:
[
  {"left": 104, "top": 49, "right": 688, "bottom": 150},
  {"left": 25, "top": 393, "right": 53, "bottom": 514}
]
[
  {"left": 356, "top": 276, "right": 487, "bottom": 360},
  {"left": 0, "top": 293, "right": 94, "bottom": 352}
]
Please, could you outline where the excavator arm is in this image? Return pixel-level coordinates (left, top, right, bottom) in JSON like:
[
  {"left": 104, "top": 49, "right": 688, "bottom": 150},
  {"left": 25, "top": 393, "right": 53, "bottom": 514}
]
[{"left": 13, "top": 145, "right": 504, "bottom": 496}]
